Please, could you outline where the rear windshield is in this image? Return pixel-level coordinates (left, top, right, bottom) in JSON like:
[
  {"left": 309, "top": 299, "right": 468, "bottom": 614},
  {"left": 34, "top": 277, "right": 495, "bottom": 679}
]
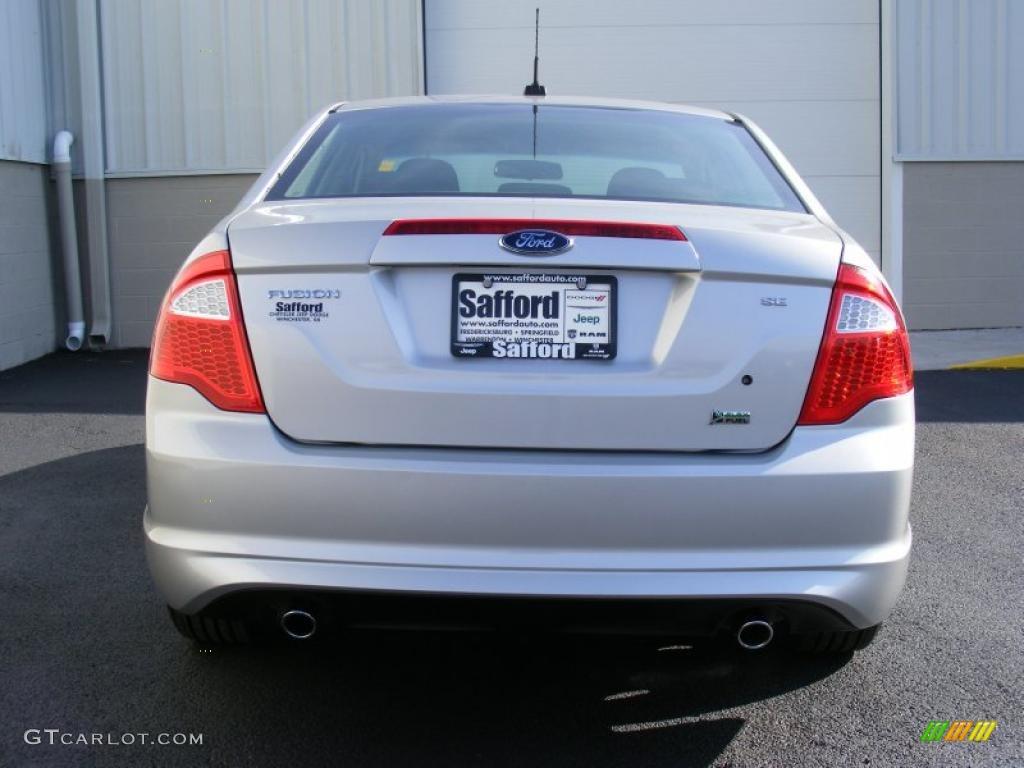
[{"left": 267, "top": 103, "right": 805, "bottom": 213}]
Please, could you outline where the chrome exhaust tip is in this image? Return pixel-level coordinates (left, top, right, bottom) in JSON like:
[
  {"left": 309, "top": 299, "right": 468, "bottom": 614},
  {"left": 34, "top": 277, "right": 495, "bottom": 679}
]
[
  {"left": 736, "top": 619, "right": 774, "bottom": 650},
  {"left": 280, "top": 609, "right": 317, "bottom": 640}
]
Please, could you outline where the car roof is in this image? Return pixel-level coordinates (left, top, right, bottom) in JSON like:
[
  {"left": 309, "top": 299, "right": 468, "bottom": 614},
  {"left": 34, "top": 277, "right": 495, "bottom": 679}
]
[{"left": 329, "top": 94, "right": 733, "bottom": 122}]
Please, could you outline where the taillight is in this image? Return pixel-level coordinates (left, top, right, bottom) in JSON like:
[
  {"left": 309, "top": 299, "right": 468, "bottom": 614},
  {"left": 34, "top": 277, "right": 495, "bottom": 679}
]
[
  {"left": 798, "top": 263, "right": 913, "bottom": 425},
  {"left": 150, "top": 250, "right": 265, "bottom": 413}
]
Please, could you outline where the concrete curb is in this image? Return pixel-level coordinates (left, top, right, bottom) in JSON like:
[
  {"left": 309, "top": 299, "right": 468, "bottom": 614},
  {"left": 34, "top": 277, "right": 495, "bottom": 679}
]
[
  {"left": 949, "top": 354, "right": 1024, "bottom": 370},
  {"left": 910, "top": 328, "right": 1024, "bottom": 371}
]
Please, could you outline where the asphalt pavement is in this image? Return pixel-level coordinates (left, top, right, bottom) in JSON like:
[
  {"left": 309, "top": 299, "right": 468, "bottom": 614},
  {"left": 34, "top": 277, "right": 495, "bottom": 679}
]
[{"left": 0, "top": 351, "right": 1021, "bottom": 767}]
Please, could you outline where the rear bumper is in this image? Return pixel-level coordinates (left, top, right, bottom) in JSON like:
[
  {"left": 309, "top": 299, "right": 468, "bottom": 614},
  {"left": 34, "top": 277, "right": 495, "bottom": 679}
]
[{"left": 145, "top": 379, "right": 914, "bottom": 629}]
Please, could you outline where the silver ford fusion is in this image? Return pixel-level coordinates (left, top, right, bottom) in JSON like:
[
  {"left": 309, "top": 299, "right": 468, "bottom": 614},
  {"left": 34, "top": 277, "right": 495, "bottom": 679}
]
[{"left": 146, "top": 96, "right": 913, "bottom": 652}]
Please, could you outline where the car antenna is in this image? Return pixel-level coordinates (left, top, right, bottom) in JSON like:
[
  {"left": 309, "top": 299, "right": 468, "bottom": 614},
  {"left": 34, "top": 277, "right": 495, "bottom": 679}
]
[{"left": 523, "top": 8, "right": 546, "bottom": 96}]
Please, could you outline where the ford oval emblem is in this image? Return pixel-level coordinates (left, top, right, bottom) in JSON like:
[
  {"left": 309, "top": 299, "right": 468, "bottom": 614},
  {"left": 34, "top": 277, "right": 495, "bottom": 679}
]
[{"left": 498, "top": 229, "right": 573, "bottom": 256}]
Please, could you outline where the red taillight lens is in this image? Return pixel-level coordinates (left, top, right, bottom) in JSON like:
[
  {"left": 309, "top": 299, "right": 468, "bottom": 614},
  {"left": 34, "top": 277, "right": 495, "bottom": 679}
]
[
  {"left": 150, "top": 250, "right": 265, "bottom": 413},
  {"left": 798, "top": 263, "right": 913, "bottom": 425},
  {"left": 382, "top": 218, "right": 686, "bottom": 240}
]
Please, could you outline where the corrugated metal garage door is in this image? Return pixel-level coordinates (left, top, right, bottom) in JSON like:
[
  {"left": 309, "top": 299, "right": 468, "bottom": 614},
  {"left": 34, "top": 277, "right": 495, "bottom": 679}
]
[
  {"left": 96, "top": 0, "right": 423, "bottom": 174},
  {"left": 894, "top": 0, "right": 1024, "bottom": 329},
  {"left": 424, "top": 0, "right": 881, "bottom": 264}
]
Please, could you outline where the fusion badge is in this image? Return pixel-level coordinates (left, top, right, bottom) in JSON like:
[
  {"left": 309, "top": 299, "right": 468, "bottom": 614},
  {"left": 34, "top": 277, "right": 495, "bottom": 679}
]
[{"left": 267, "top": 288, "right": 340, "bottom": 323}]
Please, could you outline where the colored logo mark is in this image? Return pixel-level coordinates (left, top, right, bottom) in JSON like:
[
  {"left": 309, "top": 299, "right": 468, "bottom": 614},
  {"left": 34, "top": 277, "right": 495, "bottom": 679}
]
[{"left": 920, "top": 720, "right": 997, "bottom": 742}]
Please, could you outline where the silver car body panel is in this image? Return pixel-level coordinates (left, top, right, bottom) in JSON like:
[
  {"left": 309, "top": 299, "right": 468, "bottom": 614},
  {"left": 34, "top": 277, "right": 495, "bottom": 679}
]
[
  {"left": 146, "top": 96, "right": 914, "bottom": 631},
  {"left": 146, "top": 378, "right": 912, "bottom": 628}
]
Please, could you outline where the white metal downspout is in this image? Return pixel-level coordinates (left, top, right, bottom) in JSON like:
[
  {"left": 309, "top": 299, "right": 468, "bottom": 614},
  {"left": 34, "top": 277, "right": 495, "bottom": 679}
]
[
  {"left": 881, "top": 0, "right": 904, "bottom": 303},
  {"left": 52, "top": 131, "right": 85, "bottom": 351},
  {"left": 76, "top": 0, "right": 112, "bottom": 345}
]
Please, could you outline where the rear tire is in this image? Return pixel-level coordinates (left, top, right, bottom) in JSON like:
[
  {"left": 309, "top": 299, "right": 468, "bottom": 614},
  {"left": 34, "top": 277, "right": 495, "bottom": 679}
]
[
  {"left": 168, "top": 606, "right": 251, "bottom": 645},
  {"left": 795, "top": 624, "right": 879, "bottom": 654}
]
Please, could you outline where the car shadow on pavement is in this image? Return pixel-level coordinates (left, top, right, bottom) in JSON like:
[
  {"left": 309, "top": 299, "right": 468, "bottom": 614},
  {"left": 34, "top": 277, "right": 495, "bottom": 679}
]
[
  {"left": 0, "top": 351, "right": 148, "bottom": 415},
  {"left": 914, "top": 370, "right": 1024, "bottom": 423},
  {"left": 181, "top": 635, "right": 848, "bottom": 767},
  {"left": 0, "top": 444, "right": 851, "bottom": 768}
]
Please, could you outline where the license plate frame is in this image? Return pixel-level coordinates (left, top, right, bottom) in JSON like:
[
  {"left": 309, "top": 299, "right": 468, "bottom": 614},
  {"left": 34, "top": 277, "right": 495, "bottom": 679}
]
[{"left": 451, "top": 272, "right": 617, "bottom": 360}]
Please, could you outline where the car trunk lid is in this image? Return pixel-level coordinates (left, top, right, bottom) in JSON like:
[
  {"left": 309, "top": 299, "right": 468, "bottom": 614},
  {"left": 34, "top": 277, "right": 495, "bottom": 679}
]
[{"left": 229, "top": 197, "right": 840, "bottom": 452}]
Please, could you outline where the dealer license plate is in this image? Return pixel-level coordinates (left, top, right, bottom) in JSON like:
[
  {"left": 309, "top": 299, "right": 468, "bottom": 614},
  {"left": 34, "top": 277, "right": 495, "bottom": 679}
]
[{"left": 451, "top": 273, "right": 617, "bottom": 360}]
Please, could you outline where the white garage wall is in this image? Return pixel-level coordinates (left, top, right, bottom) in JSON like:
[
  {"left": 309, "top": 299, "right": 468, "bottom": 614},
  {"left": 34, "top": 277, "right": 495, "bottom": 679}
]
[
  {"left": 895, "top": 0, "right": 1024, "bottom": 160},
  {"left": 425, "top": 0, "right": 881, "bottom": 261},
  {"left": 0, "top": 0, "right": 49, "bottom": 163},
  {"left": 0, "top": 0, "right": 60, "bottom": 370},
  {"left": 99, "top": 0, "right": 424, "bottom": 174},
  {"left": 893, "top": 0, "right": 1024, "bottom": 329}
]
